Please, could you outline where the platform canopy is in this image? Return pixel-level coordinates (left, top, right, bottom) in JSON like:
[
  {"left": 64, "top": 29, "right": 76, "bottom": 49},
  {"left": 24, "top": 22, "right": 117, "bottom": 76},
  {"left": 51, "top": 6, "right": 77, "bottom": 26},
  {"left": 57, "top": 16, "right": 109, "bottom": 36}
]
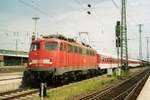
[{"left": 0, "top": 49, "right": 28, "bottom": 57}]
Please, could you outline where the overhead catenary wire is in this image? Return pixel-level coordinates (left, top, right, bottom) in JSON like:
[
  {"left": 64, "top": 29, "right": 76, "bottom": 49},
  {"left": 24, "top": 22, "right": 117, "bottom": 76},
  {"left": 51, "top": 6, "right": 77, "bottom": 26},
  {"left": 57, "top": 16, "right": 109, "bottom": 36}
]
[
  {"left": 111, "top": 0, "right": 120, "bottom": 9},
  {"left": 18, "top": 0, "right": 51, "bottom": 17},
  {"left": 18, "top": 0, "right": 77, "bottom": 31},
  {"left": 110, "top": 0, "right": 140, "bottom": 27}
]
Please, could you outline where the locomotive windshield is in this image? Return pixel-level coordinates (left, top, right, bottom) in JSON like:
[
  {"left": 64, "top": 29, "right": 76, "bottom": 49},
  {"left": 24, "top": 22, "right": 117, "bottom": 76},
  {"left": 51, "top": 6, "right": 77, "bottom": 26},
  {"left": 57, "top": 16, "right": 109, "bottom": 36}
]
[
  {"left": 30, "top": 43, "right": 40, "bottom": 51},
  {"left": 45, "top": 42, "right": 58, "bottom": 51}
]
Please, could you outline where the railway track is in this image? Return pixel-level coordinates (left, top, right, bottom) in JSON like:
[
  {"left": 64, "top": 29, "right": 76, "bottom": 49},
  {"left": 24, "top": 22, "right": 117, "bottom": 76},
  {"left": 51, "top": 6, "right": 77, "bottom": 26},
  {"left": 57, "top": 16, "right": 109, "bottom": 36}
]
[
  {"left": 0, "top": 67, "right": 148, "bottom": 100},
  {"left": 0, "top": 70, "right": 107, "bottom": 100},
  {"left": 0, "top": 88, "right": 38, "bottom": 100},
  {"left": 79, "top": 68, "right": 150, "bottom": 100}
]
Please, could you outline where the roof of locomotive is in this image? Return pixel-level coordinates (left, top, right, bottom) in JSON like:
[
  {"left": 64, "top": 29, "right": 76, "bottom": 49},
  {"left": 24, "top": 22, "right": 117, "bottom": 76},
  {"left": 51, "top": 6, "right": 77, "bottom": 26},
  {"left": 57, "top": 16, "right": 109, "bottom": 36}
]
[{"left": 32, "top": 36, "right": 96, "bottom": 51}]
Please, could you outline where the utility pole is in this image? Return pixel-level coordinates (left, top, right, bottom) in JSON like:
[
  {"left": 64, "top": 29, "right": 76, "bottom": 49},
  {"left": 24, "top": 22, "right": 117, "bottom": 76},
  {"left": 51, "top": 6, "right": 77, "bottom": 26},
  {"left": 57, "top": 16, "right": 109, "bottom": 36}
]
[
  {"left": 120, "top": 0, "right": 128, "bottom": 69},
  {"left": 15, "top": 39, "right": 18, "bottom": 55},
  {"left": 137, "top": 24, "right": 143, "bottom": 60},
  {"left": 146, "top": 37, "right": 149, "bottom": 62},
  {"left": 32, "top": 17, "right": 40, "bottom": 40}
]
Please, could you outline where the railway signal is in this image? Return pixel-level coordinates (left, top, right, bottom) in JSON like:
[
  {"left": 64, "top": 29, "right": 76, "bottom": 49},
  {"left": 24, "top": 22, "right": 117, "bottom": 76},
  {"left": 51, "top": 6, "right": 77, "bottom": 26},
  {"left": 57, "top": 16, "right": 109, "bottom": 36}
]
[
  {"left": 115, "top": 21, "right": 121, "bottom": 76},
  {"left": 116, "top": 38, "right": 121, "bottom": 47},
  {"left": 115, "top": 21, "right": 121, "bottom": 47}
]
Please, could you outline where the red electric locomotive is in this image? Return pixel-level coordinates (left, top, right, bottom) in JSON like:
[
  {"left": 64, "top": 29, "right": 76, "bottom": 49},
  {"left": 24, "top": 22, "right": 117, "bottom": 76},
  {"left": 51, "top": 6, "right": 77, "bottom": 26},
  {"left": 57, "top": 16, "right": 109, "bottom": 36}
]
[{"left": 23, "top": 35, "right": 100, "bottom": 86}]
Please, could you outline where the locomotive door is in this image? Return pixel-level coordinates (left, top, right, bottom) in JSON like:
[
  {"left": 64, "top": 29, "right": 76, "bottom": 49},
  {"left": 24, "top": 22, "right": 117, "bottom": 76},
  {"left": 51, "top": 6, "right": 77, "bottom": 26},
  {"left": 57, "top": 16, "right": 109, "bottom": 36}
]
[
  {"left": 64, "top": 43, "right": 68, "bottom": 67},
  {"left": 60, "top": 43, "right": 68, "bottom": 67}
]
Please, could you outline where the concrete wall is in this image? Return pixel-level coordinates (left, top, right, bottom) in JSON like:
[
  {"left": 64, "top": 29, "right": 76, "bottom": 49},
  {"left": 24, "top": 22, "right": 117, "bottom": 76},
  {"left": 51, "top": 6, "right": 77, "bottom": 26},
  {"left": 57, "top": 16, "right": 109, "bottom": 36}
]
[
  {"left": 0, "top": 79, "right": 22, "bottom": 93},
  {"left": 0, "top": 61, "right": 4, "bottom": 67},
  {"left": 0, "top": 55, "right": 4, "bottom": 67}
]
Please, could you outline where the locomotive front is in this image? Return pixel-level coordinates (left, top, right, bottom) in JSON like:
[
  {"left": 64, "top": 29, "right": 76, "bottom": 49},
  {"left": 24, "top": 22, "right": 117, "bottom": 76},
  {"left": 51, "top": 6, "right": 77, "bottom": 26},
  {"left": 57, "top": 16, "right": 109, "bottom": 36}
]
[
  {"left": 23, "top": 38, "right": 60, "bottom": 86},
  {"left": 28, "top": 39, "right": 58, "bottom": 71}
]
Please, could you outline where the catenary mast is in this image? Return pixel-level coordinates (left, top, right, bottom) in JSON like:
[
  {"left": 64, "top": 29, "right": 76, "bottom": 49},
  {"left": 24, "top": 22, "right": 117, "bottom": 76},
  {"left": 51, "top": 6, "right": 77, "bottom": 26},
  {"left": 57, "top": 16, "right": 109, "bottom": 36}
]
[{"left": 120, "top": 0, "right": 128, "bottom": 69}]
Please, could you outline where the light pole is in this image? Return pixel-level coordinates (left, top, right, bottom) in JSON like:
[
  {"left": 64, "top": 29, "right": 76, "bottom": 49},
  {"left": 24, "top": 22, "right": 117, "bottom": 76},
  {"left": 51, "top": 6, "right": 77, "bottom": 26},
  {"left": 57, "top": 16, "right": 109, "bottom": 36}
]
[{"left": 32, "top": 17, "right": 40, "bottom": 39}]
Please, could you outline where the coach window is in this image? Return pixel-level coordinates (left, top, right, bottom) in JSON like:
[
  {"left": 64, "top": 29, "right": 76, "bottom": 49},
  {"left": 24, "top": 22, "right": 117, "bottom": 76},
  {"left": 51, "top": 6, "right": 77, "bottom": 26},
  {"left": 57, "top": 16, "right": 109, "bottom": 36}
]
[{"left": 45, "top": 42, "right": 58, "bottom": 51}]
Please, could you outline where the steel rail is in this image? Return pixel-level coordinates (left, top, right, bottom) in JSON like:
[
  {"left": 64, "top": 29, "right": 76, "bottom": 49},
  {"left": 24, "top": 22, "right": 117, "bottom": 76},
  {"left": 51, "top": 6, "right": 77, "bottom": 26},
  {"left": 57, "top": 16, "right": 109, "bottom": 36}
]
[
  {"left": 124, "top": 70, "right": 150, "bottom": 100},
  {"left": 79, "top": 68, "right": 150, "bottom": 100},
  {"left": 0, "top": 88, "right": 38, "bottom": 100}
]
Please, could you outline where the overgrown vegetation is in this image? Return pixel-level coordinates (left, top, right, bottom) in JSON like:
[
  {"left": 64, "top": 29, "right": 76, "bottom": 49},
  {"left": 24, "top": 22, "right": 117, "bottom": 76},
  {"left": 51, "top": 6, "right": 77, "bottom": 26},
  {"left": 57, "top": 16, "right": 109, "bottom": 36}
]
[{"left": 35, "top": 75, "right": 118, "bottom": 100}]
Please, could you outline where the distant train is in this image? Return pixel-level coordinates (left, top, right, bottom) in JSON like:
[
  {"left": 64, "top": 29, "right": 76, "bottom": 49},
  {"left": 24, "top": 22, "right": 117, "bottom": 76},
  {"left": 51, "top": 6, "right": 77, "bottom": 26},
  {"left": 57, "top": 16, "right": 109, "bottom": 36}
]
[
  {"left": 23, "top": 35, "right": 142, "bottom": 86},
  {"left": 97, "top": 54, "right": 142, "bottom": 69}
]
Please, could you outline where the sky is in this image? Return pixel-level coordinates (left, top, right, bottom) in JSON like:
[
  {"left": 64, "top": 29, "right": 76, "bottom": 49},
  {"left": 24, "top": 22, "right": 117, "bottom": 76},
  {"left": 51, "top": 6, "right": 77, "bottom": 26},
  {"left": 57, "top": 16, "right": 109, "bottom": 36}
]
[{"left": 0, "top": 0, "right": 150, "bottom": 60}]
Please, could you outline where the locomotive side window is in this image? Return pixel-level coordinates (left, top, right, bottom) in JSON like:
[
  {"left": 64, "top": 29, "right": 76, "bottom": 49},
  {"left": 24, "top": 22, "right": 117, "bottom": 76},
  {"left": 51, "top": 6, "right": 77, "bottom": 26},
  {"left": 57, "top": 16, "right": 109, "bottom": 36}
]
[
  {"left": 79, "top": 48, "right": 82, "bottom": 54},
  {"left": 74, "top": 46, "right": 78, "bottom": 53},
  {"left": 82, "top": 48, "right": 86, "bottom": 55},
  {"left": 30, "top": 43, "right": 40, "bottom": 51},
  {"left": 68, "top": 44, "right": 72, "bottom": 52},
  {"left": 68, "top": 45, "right": 71, "bottom": 52},
  {"left": 45, "top": 42, "right": 58, "bottom": 51},
  {"left": 77, "top": 47, "right": 80, "bottom": 54}
]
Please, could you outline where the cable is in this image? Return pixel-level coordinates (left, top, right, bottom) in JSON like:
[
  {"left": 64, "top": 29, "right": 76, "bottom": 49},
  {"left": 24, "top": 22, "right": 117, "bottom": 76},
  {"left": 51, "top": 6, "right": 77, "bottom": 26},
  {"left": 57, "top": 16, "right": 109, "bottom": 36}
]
[
  {"left": 73, "top": 0, "right": 87, "bottom": 8},
  {"left": 111, "top": 0, "right": 120, "bottom": 9},
  {"left": 18, "top": 0, "right": 51, "bottom": 17}
]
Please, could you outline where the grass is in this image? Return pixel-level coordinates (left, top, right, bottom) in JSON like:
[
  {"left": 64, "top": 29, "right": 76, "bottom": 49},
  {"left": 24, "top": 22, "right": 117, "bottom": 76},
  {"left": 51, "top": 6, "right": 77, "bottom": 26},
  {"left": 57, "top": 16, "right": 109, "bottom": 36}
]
[{"left": 34, "top": 75, "right": 118, "bottom": 100}]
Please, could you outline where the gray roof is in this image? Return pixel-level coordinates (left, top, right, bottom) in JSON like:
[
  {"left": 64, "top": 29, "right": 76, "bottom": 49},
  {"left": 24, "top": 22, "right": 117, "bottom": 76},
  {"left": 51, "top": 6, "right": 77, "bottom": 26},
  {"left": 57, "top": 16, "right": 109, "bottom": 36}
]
[{"left": 0, "top": 49, "right": 28, "bottom": 57}]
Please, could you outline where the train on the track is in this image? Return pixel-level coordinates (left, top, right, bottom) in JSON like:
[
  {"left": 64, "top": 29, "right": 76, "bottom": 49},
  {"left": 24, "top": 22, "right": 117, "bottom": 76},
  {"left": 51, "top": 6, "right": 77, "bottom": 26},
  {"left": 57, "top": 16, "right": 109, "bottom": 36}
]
[{"left": 22, "top": 34, "right": 142, "bottom": 86}]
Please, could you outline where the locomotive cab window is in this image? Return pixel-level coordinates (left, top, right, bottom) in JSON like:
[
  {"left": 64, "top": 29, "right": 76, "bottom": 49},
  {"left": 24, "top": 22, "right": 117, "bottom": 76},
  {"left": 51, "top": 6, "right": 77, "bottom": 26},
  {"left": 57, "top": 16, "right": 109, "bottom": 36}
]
[
  {"left": 45, "top": 42, "right": 58, "bottom": 51},
  {"left": 30, "top": 43, "right": 40, "bottom": 51}
]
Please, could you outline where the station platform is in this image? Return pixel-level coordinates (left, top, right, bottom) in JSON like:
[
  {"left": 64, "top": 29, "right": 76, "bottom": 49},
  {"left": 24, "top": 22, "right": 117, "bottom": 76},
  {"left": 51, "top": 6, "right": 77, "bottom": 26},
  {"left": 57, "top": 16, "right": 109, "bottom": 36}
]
[
  {"left": 137, "top": 75, "right": 150, "bottom": 100},
  {"left": 0, "top": 72, "right": 23, "bottom": 93},
  {"left": 0, "top": 66, "right": 26, "bottom": 73}
]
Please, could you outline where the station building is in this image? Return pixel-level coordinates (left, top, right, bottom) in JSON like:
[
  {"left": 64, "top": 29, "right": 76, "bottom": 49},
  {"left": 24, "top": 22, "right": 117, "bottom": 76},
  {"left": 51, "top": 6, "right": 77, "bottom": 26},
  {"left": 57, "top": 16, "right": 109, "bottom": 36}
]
[{"left": 0, "top": 49, "right": 28, "bottom": 67}]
